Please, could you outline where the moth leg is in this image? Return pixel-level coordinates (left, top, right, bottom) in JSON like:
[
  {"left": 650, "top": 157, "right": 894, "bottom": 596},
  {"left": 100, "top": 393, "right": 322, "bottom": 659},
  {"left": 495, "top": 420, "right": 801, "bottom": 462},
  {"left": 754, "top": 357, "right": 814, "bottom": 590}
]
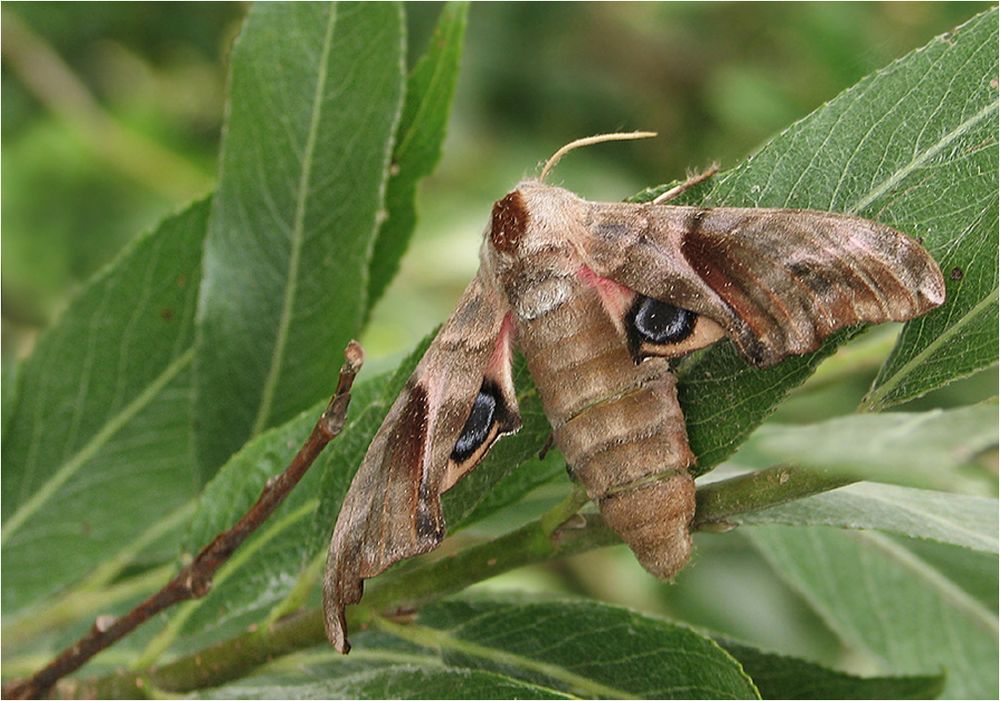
[
  {"left": 652, "top": 163, "right": 719, "bottom": 204},
  {"left": 537, "top": 432, "right": 555, "bottom": 460}
]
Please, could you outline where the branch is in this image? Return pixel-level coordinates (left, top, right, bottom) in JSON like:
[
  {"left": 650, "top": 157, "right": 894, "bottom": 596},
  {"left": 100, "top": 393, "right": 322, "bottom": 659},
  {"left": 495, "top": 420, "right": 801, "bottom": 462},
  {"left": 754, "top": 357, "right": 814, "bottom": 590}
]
[
  {"left": 693, "top": 465, "right": 855, "bottom": 530},
  {"left": 56, "top": 464, "right": 851, "bottom": 698},
  {"left": 3, "top": 342, "right": 366, "bottom": 701}
]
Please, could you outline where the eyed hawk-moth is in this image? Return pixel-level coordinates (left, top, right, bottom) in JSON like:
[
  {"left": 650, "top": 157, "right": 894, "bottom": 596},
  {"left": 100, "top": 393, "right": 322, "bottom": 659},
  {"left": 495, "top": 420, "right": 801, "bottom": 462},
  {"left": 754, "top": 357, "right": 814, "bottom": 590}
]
[{"left": 322, "top": 133, "right": 945, "bottom": 653}]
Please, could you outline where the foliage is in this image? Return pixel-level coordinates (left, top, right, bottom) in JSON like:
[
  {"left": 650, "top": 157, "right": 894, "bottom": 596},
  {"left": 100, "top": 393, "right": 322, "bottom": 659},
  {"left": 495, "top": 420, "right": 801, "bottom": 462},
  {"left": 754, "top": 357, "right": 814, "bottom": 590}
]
[{"left": 2, "top": 3, "right": 997, "bottom": 699}]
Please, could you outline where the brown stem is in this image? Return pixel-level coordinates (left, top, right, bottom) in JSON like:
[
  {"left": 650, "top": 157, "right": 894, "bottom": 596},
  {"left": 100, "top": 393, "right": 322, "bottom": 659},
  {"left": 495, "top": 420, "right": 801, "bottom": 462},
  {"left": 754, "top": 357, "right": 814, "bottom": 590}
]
[{"left": 2, "top": 342, "right": 366, "bottom": 701}]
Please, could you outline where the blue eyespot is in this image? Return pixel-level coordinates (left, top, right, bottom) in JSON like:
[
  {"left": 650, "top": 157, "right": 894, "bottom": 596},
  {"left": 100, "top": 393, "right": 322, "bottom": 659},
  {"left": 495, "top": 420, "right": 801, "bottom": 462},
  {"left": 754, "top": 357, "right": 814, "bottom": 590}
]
[
  {"left": 451, "top": 386, "right": 498, "bottom": 462},
  {"left": 629, "top": 296, "right": 696, "bottom": 345}
]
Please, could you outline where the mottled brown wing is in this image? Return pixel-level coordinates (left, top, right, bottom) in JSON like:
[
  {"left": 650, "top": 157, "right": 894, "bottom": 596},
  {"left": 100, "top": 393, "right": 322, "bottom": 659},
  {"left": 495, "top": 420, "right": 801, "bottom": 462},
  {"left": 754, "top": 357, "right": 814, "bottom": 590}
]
[
  {"left": 577, "top": 203, "right": 945, "bottom": 367},
  {"left": 323, "top": 269, "right": 520, "bottom": 653}
]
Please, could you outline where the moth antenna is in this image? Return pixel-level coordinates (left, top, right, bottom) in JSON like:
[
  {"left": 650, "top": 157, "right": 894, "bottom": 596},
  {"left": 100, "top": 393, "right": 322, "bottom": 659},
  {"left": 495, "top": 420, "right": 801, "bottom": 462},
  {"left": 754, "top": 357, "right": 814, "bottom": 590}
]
[{"left": 539, "top": 131, "right": 657, "bottom": 183}]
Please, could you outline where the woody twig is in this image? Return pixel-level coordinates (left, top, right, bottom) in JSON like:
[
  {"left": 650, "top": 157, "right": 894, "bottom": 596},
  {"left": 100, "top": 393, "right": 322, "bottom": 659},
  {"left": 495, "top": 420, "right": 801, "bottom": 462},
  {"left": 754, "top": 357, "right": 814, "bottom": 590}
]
[{"left": 3, "top": 341, "right": 365, "bottom": 700}]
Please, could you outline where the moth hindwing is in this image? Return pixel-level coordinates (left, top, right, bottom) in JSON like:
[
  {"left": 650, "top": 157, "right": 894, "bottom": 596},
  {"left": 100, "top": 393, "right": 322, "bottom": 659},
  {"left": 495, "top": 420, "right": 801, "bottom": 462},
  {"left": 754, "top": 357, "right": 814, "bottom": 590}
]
[{"left": 323, "top": 135, "right": 945, "bottom": 653}]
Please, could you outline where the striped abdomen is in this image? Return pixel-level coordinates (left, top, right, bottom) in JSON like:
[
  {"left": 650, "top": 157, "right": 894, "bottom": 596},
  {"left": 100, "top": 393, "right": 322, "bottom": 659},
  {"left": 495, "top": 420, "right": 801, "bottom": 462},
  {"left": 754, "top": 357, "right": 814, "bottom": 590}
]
[{"left": 516, "top": 274, "right": 696, "bottom": 579}]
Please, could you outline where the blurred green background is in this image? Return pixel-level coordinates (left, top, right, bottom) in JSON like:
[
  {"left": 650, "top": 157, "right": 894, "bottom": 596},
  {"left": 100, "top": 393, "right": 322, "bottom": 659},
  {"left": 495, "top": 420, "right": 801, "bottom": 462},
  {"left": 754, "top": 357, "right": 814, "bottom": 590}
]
[
  {"left": 3, "top": 2, "right": 992, "bottom": 366},
  {"left": 2, "top": 1, "right": 995, "bottom": 671}
]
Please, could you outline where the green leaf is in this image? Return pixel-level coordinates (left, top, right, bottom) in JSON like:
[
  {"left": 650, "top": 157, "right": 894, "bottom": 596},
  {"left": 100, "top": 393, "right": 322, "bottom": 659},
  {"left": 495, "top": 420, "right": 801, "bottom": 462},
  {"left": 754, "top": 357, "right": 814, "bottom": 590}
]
[
  {"left": 900, "top": 537, "right": 999, "bottom": 613},
  {"left": 1, "top": 198, "right": 208, "bottom": 614},
  {"left": 204, "top": 596, "right": 762, "bottom": 700},
  {"left": 736, "top": 402, "right": 998, "bottom": 491},
  {"left": 734, "top": 481, "right": 998, "bottom": 553},
  {"left": 662, "top": 8, "right": 999, "bottom": 471},
  {"left": 379, "top": 598, "right": 760, "bottom": 699},
  {"left": 194, "top": 3, "right": 406, "bottom": 478},
  {"left": 677, "top": 341, "right": 848, "bottom": 473},
  {"left": 746, "top": 525, "right": 999, "bottom": 698},
  {"left": 861, "top": 20, "right": 999, "bottom": 412},
  {"left": 865, "top": 289, "right": 998, "bottom": 411},
  {"left": 721, "top": 641, "right": 945, "bottom": 700},
  {"left": 209, "top": 650, "right": 571, "bottom": 700},
  {"left": 367, "top": 2, "right": 469, "bottom": 313},
  {"left": 2, "top": 357, "right": 20, "bottom": 440}
]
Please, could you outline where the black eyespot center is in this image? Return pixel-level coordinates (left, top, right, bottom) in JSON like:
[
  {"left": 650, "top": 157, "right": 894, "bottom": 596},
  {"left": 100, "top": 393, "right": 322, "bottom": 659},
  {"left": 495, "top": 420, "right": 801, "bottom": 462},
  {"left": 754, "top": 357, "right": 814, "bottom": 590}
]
[
  {"left": 451, "top": 385, "right": 498, "bottom": 462},
  {"left": 629, "top": 296, "right": 696, "bottom": 345}
]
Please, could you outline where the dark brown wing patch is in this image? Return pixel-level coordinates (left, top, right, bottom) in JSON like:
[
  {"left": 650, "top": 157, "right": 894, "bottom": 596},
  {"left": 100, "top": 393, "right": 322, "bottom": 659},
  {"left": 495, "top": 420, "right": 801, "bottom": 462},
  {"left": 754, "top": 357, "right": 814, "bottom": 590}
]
[
  {"left": 397, "top": 383, "right": 430, "bottom": 484},
  {"left": 679, "top": 209, "right": 944, "bottom": 365}
]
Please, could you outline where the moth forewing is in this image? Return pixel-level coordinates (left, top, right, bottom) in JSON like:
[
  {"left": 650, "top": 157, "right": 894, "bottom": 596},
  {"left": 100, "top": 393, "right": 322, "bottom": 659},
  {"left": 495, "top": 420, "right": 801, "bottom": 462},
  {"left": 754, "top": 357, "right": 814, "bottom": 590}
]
[
  {"left": 322, "top": 268, "right": 519, "bottom": 654},
  {"left": 323, "top": 137, "right": 945, "bottom": 654},
  {"left": 578, "top": 202, "right": 946, "bottom": 366}
]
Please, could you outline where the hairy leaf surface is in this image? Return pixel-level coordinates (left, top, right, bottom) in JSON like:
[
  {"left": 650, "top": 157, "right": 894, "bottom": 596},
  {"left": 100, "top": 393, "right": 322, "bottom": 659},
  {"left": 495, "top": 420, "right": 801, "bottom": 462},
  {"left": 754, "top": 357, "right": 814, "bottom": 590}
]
[
  {"left": 747, "top": 525, "right": 998, "bottom": 698},
  {"left": 736, "top": 403, "right": 998, "bottom": 491},
  {"left": 2, "top": 199, "right": 208, "bottom": 613},
  {"left": 734, "top": 481, "right": 998, "bottom": 553},
  {"left": 194, "top": 3, "right": 406, "bottom": 478}
]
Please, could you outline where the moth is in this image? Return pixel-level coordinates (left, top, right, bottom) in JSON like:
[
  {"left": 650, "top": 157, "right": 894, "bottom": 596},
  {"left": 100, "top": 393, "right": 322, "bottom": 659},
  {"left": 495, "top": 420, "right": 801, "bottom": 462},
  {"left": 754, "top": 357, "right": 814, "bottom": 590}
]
[{"left": 323, "top": 132, "right": 945, "bottom": 653}]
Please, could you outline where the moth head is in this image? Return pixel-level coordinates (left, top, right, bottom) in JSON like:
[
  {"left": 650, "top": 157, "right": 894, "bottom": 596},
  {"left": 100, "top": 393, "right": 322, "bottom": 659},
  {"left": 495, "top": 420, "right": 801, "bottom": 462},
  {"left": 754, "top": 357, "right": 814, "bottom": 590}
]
[{"left": 488, "top": 132, "right": 658, "bottom": 258}]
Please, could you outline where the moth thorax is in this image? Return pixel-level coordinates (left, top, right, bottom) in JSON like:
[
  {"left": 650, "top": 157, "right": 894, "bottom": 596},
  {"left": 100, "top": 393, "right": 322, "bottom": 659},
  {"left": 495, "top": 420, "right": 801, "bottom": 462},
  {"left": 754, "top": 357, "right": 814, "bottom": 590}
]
[{"left": 598, "top": 472, "right": 696, "bottom": 580}]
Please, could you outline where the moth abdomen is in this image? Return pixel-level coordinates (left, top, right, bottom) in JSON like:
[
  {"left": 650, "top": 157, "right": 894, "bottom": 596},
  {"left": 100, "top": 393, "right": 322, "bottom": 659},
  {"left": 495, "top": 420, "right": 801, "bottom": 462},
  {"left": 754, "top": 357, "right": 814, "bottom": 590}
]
[
  {"left": 530, "top": 315, "right": 698, "bottom": 579},
  {"left": 554, "top": 371, "right": 695, "bottom": 487},
  {"left": 598, "top": 473, "right": 696, "bottom": 580},
  {"left": 532, "top": 331, "right": 697, "bottom": 581}
]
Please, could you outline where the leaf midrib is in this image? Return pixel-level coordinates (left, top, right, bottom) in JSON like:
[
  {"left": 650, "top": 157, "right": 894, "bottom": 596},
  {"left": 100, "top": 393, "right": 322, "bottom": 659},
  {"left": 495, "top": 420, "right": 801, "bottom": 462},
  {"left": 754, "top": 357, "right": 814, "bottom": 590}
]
[
  {"left": 863, "top": 286, "right": 999, "bottom": 410},
  {"left": 862, "top": 530, "right": 998, "bottom": 632},
  {"left": 856, "top": 487, "right": 998, "bottom": 553},
  {"left": 848, "top": 100, "right": 999, "bottom": 214},
  {"left": 373, "top": 617, "right": 637, "bottom": 700},
  {"left": 741, "top": 484, "right": 998, "bottom": 553},
  {"left": 751, "top": 525, "right": 997, "bottom": 679},
  {"left": 249, "top": 5, "right": 339, "bottom": 438}
]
